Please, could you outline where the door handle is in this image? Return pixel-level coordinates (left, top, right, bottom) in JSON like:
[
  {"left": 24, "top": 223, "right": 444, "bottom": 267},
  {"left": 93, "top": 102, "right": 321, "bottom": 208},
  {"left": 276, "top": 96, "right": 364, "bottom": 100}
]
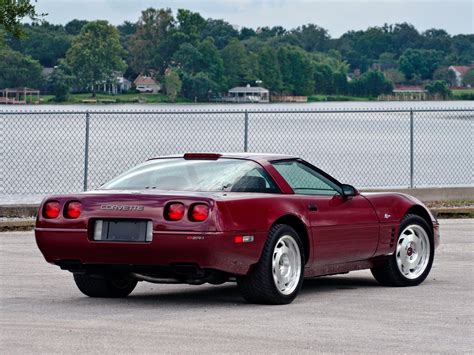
[{"left": 308, "top": 203, "right": 318, "bottom": 212}]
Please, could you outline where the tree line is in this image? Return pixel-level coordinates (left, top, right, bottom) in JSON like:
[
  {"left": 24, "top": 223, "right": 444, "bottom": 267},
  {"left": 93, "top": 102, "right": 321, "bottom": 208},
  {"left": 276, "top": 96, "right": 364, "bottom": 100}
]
[{"left": 1, "top": 7, "right": 473, "bottom": 101}]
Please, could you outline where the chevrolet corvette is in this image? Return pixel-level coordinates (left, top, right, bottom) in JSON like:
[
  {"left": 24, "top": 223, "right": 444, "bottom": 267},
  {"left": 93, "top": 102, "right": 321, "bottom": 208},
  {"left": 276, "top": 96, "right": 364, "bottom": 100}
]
[{"left": 35, "top": 153, "right": 439, "bottom": 304}]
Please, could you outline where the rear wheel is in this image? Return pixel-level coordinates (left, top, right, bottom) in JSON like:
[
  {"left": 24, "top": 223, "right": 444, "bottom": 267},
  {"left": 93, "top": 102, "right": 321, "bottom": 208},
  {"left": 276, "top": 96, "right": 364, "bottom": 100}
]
[
  {"left": 371, "top": 214, "right": 434, "bottom": 286},
  {"left": 73, "top": 273, "right": 137, "bottom": 298},
  {"left": 237, "top": 224, "right": 304, "bottom": 304}
]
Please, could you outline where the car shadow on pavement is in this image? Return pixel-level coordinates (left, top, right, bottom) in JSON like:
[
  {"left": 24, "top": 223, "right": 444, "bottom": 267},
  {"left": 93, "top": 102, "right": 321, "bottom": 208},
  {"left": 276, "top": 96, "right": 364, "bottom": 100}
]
[
  {"left": 77, "top": 275, "right": 381, "bottom": 307},
  {"left": 301, "top": 275, "right": 380, "bottom": 293}
]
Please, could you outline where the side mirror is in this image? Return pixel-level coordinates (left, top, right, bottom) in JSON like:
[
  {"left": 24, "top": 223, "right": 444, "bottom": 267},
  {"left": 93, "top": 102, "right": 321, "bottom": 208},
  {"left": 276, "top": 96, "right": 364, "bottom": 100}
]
[{"left": 341, "top": 184, "right": 357, "bottom": 198}]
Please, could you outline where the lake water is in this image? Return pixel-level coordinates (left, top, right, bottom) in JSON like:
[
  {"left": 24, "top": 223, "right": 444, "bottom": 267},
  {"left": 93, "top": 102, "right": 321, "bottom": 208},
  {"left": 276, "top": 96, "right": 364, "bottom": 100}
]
[{"left": 1, "top": 101, "right": 473, "bottom": 204}]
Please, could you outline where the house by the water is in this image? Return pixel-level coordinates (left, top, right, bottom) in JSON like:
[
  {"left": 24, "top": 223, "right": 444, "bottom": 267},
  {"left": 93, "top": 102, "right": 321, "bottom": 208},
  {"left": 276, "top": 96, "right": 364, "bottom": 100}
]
[{"left": 224, "top": 85, "right": 270, "bottom": 103}]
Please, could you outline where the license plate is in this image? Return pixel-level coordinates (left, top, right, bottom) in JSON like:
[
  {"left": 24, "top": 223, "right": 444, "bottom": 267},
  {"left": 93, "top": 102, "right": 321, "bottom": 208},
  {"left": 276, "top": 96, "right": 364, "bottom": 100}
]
[{"left": 93, "top": 220, "right": 153, "bottom": 242}]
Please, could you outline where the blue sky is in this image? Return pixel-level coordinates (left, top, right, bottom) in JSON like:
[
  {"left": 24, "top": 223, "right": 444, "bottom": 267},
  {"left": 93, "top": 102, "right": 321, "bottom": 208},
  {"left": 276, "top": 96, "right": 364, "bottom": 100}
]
[{"left": 36, "top": 0, "right": 473, "bottom": 37}]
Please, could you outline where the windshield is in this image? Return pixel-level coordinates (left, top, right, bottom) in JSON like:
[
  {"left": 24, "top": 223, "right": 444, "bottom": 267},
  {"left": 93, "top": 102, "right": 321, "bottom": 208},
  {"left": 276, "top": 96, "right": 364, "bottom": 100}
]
[{"left": 101, "top": 158, "right": 279, "bottom": 193}]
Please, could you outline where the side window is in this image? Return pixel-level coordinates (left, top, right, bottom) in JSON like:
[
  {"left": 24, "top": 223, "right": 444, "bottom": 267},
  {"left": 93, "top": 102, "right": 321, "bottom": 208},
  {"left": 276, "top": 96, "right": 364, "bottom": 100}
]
[
  {"left": 272, "top": 161, "right": 340, "bottom": 195},
  {"left": 230, "top": 167, "right": 279, "bottom": 193}
]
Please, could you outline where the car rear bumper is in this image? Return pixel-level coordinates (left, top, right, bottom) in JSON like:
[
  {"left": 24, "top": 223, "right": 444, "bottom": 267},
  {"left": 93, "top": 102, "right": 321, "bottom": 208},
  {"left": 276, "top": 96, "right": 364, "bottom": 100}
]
[{"left": 35, "top": 228, "right": 267, "bottom": 275}]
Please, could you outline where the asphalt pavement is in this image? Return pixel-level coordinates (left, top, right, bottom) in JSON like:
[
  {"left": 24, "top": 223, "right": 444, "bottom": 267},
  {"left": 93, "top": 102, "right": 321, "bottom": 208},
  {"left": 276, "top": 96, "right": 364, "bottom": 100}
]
[{"left": 1, "top": 220, "right": 473, "bottom": 354}]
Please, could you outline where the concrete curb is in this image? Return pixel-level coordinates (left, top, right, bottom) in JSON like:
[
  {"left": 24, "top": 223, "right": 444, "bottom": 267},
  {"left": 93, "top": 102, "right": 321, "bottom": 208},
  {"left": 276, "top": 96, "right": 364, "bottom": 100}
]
[
  {"left": 0, "top": 204, "right": 38, "bottom": 218},
  {"left": 0, "top": 220, "right": 36, "bottom": 231}
]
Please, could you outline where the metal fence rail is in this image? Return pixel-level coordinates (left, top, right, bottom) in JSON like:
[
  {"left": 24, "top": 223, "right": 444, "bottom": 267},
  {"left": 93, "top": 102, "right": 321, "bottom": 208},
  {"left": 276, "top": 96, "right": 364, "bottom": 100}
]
[{"left": 1, "top": 108, "right": 473, "bottom": 200}]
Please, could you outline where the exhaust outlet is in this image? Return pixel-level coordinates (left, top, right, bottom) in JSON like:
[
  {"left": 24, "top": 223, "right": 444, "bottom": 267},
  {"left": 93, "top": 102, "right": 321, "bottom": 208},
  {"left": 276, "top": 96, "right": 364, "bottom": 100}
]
[{"left": 130, "top": 272, "right": 182, "bottom": 284}]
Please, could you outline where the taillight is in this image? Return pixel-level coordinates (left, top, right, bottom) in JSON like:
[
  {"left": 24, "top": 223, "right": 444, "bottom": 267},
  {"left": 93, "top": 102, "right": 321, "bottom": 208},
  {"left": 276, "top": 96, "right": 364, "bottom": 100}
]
[
  {"left": 65, "top": 201, "right": 82, "bottom": 218},
  {"left": 165, "top": 203, "right": 185, "bottom": 221},
  {"left": 190, "top": 204, "right": 209, "bottom": 222},
  {"left": 43, "top": 201, "right": 60, "bottom": 219}
]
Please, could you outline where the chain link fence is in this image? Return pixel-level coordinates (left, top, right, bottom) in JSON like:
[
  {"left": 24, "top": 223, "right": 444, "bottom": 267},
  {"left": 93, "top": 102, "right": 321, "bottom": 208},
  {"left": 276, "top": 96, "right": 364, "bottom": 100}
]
[{"left": 1, "top": 108, "right": 473, "bottom": 203}]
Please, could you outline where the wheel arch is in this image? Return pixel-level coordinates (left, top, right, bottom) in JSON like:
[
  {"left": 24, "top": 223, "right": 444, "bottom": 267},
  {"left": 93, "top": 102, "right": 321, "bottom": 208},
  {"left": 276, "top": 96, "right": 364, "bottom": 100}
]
[
  {"left": 271, "top": 214, "right": 310, "bottom": 264},
  {"left": 405, "top": 205, "right": 434, "bottom": 235}
]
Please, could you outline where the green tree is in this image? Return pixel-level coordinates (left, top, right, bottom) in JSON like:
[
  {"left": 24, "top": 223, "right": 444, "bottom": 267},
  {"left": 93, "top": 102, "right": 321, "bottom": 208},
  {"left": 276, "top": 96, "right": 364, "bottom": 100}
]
[
  {"left": 176, "top": 9, "right": 205, "bottom": 44},
  {"left": 239, "top": 27, "right": 256, "bottom": 40},
  {"left": 398, "top": 49, "right": 443, "bottom": 80},
  {"left": 221, "top": 38, "right": 250, "bottom": 87},
  {"left": 422, "top": 28, "right": 451, "bottom": 53},
  {"left": 47, "top": 65, "right": 74, "bottom": 102},
  {"left": 127, "top": 8, "right": 175, "bottom": 74},
  {"left": 201, "top": 19, "right": 238, "bottom": 49},
  {"left": 278, "top": 46, "right": 314, "bottom": 95},
  {"left": 352, "top": 26, "right": 391, "bottom": 60},
  {"left": 181, "top": 72, "right": 219, "bottom": 101},
  {"left": 197, "top": 38, "right": 224, "bottom": 85},
  {"left": 332, "top": 71, "right": 349, "bottom": 94},
  {"left": 64, "top": 19, "right": 88, "bottom": 36},
  {"left": 65, "top": 20, "right": 127, "bottom": 97},
  {"left": 350, "top": 70, "right": 393, "bottom": 97},
  {"left": 0, "top": 0, "right": 45, "bottom": 39},
  {"left": 425, "top": 80, "right": 452, "bottom": 99},
  {"left": 257, "top": 45, "right": 282, "bottom": 92},
  {"left": 462, "top": 69, "right": 474, "bottom": 87},
  {"left": 390, "top": 23, "right": 421, "bottom": 56},
  {"left": 292, "top": 24, "right": 330, "bottom": 52},
  {"left": 173, "top": 43, "right": 202, "bottom": 74},
  {"left": 6, "top": 22, "right": 72, "bottom": 67},
  {"left": 0, "top": 47, "right": 43, "bottom": 87},
  {"left": 313, "top": 62, "right": 334, "bottom": 94},
  {"left": 164, "top": 69, "right": 182, "bottom": 102},
  {"left": 450, "top": 34, "right": 474, "bottom": 65}
]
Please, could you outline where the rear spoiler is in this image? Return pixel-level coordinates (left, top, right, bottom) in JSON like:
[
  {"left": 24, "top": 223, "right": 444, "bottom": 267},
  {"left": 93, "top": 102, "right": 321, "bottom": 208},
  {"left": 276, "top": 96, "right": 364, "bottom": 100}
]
[{"left": 183, "top": 153, "right": 222, "bottom": 160}]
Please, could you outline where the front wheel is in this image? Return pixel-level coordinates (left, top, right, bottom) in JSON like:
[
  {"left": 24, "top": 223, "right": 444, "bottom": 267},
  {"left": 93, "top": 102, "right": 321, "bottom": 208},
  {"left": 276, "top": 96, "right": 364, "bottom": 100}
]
[
  {"left": 371, "top": 214, "right": 434, "bottom": 287},
  {"left": 237, "top": 224, "right": 304, "bottom": 304},
  {"left": 73, "top": 273, "right": 138, "bottom": 298}
]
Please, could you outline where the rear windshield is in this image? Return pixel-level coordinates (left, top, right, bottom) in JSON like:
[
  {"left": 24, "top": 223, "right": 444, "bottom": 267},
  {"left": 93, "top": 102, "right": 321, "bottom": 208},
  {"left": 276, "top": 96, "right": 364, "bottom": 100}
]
[{"left": 101, "top": 158, "right": 279, "bottom": 193}]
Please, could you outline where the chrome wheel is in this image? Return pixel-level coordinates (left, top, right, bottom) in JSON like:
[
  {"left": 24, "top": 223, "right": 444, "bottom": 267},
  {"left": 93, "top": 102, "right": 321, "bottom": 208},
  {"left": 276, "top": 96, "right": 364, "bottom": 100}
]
[
  {"left": 396, "top": 224, "right": 430, "bottom": 280},
  {"left": 272, "top": 235, "right": 302, "bottom": 295}
]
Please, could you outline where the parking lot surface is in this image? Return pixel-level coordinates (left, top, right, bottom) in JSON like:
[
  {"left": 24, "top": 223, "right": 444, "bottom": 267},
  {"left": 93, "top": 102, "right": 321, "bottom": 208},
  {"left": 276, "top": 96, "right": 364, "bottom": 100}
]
[{"left": 1, "top": 219, "right": 473, "bottom": 353}]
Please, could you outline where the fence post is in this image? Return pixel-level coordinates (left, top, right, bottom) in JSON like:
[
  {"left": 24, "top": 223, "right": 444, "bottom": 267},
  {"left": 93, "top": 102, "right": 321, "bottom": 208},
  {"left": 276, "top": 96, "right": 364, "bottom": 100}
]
[
  {"left": 410, "top": 110, "right": 414, "bottom": 188},
  {"left": 83, "top": 111, "right": 90, "bottom": 191},
  {"left": 244, "top": 110, "right": 249, "bottom": 152}
]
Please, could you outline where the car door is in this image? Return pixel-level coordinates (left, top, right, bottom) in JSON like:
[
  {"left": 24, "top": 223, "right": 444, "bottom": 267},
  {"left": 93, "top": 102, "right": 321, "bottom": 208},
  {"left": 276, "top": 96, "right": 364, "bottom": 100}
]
[{"left": 271, "top": 160, "right": 379, "bottom": 265}]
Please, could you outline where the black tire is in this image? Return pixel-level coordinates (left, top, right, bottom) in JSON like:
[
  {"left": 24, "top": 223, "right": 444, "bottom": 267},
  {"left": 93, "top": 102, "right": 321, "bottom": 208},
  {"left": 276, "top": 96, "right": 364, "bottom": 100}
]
[
  {"left": 73, "top": 273, "right": 138, "bottom": 298},
  {"left": 237, "top": 224, "right": 305, "bottom": 305},
  {"left": 371, "top": 214, "right": 434, "bottom": 287}
]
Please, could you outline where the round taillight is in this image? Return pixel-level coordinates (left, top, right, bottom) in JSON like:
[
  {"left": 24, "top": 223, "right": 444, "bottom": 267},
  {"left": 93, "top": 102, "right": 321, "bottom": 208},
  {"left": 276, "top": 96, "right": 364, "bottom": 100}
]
[
  {"left": 43, "top": 201, "right": 60, "bottom": 219},
  {"left": 190, "top": 204, "right": 209, "bottom": 222},
  {"left": 65, "top": 201, "right": 82, "bottom": 219},
  {"left": 165, "top": 203, "right": 185, "bottom": 221}
]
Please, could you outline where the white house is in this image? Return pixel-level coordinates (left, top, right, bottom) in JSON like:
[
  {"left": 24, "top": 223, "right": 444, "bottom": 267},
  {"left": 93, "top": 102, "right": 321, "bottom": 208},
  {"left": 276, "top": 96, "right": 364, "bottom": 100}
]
[
  {"left": 448, "top": 66, "right": 472, "bottom": 87},
  {"left": 98, "top": 76, "right": 131, "bottom": 94},
  {"left": 227, "top": 85, "right": 270, "bottom": 103},
  {"left": 133, "top": 74, "right": 161, "bottom": 93}
]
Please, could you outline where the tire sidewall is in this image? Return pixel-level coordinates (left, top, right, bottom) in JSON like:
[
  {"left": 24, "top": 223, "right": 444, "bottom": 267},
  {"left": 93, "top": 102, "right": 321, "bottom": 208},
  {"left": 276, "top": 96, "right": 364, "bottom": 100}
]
[
  {"left": 393, "top": 215, "right": 435, "bottom": 286},
  {"left": 264, "top": 224, "right": 305, "bottom": 303}
]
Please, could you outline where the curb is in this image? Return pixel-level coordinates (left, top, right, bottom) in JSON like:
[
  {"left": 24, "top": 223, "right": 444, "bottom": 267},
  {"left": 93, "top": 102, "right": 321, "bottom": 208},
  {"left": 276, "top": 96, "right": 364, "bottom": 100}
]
[
  {"left": 0, "top": 205, "right": 38, "bottom": 218},
  {"left": 0, "top": 219, "right": 36, "bottom": 231}
]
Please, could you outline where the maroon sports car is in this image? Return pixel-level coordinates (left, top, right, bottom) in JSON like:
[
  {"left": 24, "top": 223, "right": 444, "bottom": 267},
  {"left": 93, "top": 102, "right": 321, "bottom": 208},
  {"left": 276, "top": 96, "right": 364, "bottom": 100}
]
[{"left": 35, "top": 153, "right": 439, "bottom": 304}]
